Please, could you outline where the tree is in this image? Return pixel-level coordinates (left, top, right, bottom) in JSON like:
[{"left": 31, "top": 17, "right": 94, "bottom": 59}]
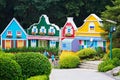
[
  {"left": 101, "top": 0, "right": 120, "bottom": 48},
  {"left": 0, "top": 0, "right": 112, "bottom": 33}
]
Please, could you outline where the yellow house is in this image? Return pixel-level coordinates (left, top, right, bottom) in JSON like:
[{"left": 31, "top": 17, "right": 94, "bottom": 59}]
[{"left": 75, "top": 14, "right": 108, "bottom": 51}]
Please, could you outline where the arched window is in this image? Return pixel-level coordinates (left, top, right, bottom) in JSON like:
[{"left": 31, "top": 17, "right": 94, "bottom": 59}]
[
  {"left": 40, "top": 26, "right": 46, "bottom": 33},
  {"left": 49, "top": 26, "right": 55, "bottom": 33},
  {"left": 65, "top": 26, "right": 73, "bottom": 34},
  {"left": 32, "top": 26, "right": 38, "bottom": 34}
]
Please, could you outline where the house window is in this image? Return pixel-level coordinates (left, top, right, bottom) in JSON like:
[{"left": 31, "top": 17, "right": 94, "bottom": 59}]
[
  {"left": 89, "top": 22, "right": 95, "bottom": 31},
  {"left": 7, "top": 31, "right": 12, "bottom": 38},
  {"left": 31, "top": 39, "right": 36, "bottom": 47},
  {"left": 32, "top": 26, "right": 38, "bottom": 34},
  {"left": 48, "top": 27, "right": 55, "bottom": 35},
  {"left": 65, "top": 27, "right": 73, "bottom": 37},
  {"left": 16, "top": 31, "right": 22, "bottom": 38},
  {"left": 7, "top": 31, "right": 12, "bottom": 36},
  {"left": 40, "top": 26, "right": 46, "bottom": 35},
  {"left": 50, "top": 41, "right": 56, "bottom": 47}
]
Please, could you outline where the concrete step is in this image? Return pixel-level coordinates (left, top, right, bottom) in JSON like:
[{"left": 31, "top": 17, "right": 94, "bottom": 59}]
[{"left": 79, "top": 61, "right": 102, "bottom": 70}]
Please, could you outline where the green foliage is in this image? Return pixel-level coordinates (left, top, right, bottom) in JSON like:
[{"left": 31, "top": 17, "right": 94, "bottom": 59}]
[
  {"left": 77, "top": 48, "right": 97, "bottom": 59},
  {"left": 110, "top": 48, "right": 120, "bottom": 59},
  {"left": 98, "top": 59, "right": 115, "bottom": 72},
  {"left": 59, "top": 54, "right": 80, "bottom": 68},
  {"left": 98, "top": 58, "right": 120, "bottom": 72},
  {"left": 0, "top": 57, "right": 22, "bottom": 80},
  {"left": 27, "top": 75, "right": 48, "bottom": 80},
  {"left": 14, "top": 52, "right": 51, "bottom": 79},
  {"left": 0, "top": 52, "right": 15, "bottom": 59},
  {"left": 102, "top": 53, "right": 109, "bottom": 61},
  {"left": 101, "top": 0, "right": 120, "bottom": 48},
  {"left": 0, "top": 0, "right": 112, "bottom": 33},
  {"left": 4, "top": 47, "right": 59, "bottom": 56}
]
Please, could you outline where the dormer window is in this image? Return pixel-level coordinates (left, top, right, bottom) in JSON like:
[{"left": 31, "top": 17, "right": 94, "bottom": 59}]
[
  {"left": 65, "top": 27, "right": 73, "bottom": 37},
  {"left": 89, "top": 22, "right": 95, "bottom": 32},
  {"left": 7, "top": 31, "right": 12, "bottom": 38},
  {"left": 32, "top": 26, "right": 38, "bottom": 34},
  {"left": 40, "top": 26, "right": 46, "bottom": 35},
  {"left": 48, "top": 27, "right": 55, "bottom": 35},
  {"left": 16, "top": 31, "right": 22, "bottom": 38}
]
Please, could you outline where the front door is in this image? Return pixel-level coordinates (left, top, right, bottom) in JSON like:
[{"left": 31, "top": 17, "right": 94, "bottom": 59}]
[
  {"left": 5, "top": 40, "right": 11, "bottom": 49},
  {"left": 17, "top": 40, "right": 24, "bottom": 48}
]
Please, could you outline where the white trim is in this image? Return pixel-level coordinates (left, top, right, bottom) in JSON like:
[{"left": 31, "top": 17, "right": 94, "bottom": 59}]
[
  {"left": 84, "top": 14, "right": 102, "bottom": 22},
  {"left": 27, "top": 14, "right": 60, "bottom": 32},
  {"left": 1, "top": 18, "right": 27, "bottom": 37},
  {"left": 63, "top": 17, "right": 77, "bottom": 30},
  {"left": 51, "top": 24, "right": 60, "bottom": 30}
]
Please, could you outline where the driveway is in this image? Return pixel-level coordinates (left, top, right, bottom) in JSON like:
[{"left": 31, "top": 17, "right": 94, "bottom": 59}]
[{"left": 50, "top": 69, "right": 115, "bottom": 80}]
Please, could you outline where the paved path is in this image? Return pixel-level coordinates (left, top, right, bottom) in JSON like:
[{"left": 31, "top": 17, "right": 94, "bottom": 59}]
[{"left": 50, "top": 69, "right": 115, "bottom": 80}]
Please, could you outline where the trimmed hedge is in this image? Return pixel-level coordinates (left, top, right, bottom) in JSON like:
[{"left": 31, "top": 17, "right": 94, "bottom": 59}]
[
  {"left": 59, "top": 54, "right": 80, "bottom": 68},
  {"left": 0, "top": 52, "right": 15, "bottom": 59},
  {"left": 109, "top": 48, "right": 120, "bottom": 59},
  {"left": 77, "top": 48, "right": 97, "bottom": 59},
  {"left": 4, "top": 47, "right": 59, "bottom": 56},
  {"left": 0, "top": 57, "right": 22, "bottom": 80},
  {"left": 14, "top": 52, "right": 51, "bottom": 79},
  {"left": 27, "top": 75, "right": 48, "bottom": 80}
]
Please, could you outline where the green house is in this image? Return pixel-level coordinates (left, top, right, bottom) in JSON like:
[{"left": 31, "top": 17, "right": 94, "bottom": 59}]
[{"left": 27, "top": 14, "right": 60, "bottom": 48}]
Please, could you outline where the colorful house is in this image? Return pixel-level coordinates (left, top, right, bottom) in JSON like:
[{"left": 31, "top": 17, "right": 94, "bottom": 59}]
[
  {"left": 27, "top": 14, "right": 60, "bottom": 48},
  {"left": 1, "top": 18, "right": 27, "bottom": 49},
  {"left": 75, "top": 14, "right": 107, "bottom": 51},
  {"left": 62, "top": 38, "right": 79, "bottom": 52},
  {"left": 61, "top": 17, "right": 77, "bottom": 39}
]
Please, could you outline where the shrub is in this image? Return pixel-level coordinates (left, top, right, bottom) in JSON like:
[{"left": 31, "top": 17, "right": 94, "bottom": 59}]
[
  {"left": 0, "top": 57, "right": 22, "bottom": 80},
  {"left": 0, "top": 52, "right": 15, "bottom": 59},
  {"left": 27, "top": 75, "right": 48, "bottom": 80},
  {"left": 95, "top": 47, "right": 105, "bottom": 58},
  {"left": 77, "top": 48, "right": 97, "bottom": 59},
  {"left": 59, "top": 54, "right": 80, "bottom": 68},
  {"left": 98, "top": 59, "right": 115, "bottom": 72},
  {"left": 109, "top": 48, "right": 120, "bottom": 59},
  {"left": 14, "top": 52, "right": 51, "bottom": 79}
]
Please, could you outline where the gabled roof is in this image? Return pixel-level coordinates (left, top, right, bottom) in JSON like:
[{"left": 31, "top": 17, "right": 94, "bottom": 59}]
[
  {"left": 28, "top": 14, "right": 60, "bottom": 30},
  {"left": 63, "top": 17, "right": 77, "bottom": 30},
  {"left": 84, "top": 14, "right": 103, "bottom": 22},
  {"left": 1, "top": 18, "right": 27, "bottom": 36}
]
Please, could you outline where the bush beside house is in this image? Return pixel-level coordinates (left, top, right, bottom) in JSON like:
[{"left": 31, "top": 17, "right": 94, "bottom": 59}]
[
  {"left": 14, "top": 52, "right": 51, "bottom": 79},
  {"left": 0, "top": 57, "right": 22, "bottom": 80},
  {"left": 98, "top": 48, "right": 120, "bottom": 72}
]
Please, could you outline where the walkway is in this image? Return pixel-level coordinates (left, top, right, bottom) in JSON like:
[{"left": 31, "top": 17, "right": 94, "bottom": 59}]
[{"left": 50, "top": 69, "right": 115, "bottom": 80}]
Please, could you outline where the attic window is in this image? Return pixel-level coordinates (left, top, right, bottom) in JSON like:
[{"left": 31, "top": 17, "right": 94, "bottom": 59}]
[
  {"left": 6, "top": 31, "right": 12, "bottom": 38},
  {"left": 32, "top": 26, "right": 38, "bottom": 34},
  {"left": 48, "top": 26, "right": 55, "bottom": 35},
  {"left": 16, "top": 31, "right": 22, "bottom": 38},
  {"left": 40, "top": 26, "right": 46, "bottom": 35},
  {"left": 7, "top": 31, "right": 12, "bottom": 36},
  {"left": 89, "top": 22, "right": 95, "bottom": 31}
]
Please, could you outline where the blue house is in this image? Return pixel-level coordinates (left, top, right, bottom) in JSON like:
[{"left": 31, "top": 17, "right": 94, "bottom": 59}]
[{"left": 1, "top": 18, "right": 27, "bottom": 49}]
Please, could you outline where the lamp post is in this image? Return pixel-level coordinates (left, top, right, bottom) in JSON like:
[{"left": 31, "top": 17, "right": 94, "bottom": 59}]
[{"left": 106, "top": 19, "right": 117, "bottom": 59}]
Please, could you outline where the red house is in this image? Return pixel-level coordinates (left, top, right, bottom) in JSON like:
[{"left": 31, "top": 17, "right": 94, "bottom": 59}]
[{"left": 61, "top": 17, "right": 77, "bottom": 40}]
